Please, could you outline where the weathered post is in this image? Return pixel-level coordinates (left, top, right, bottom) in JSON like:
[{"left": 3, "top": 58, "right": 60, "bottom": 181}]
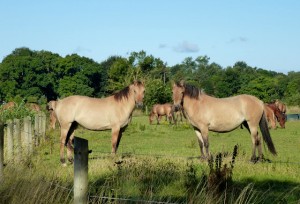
[
  {"left": 0, "top": 121, "right": 4, "bottom": 182},
  {"left": 38, "top": 112, "right": 43, "bottom": 141},
  {"left": 14, "top": 119, "right": 21, "bottom": 163},
  {"left": 34, "top": 114, "right": 39, "bottom": 146},
  {"left": 28, "top": 117, "right": 33, "bottom": 154},
  {"left": 74, "top": 137, "right": 89, "bottom": 204},
  {"left": 41, "top": 112, "right": 46, "bottom": 141},
  {"left": 6, "top": 120, "right": 13, "bottom": 162},
  {"left": 23, "top": 116, "right": 32, "bottom": 155}
]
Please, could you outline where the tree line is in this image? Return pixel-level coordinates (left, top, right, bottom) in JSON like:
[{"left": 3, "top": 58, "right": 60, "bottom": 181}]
[{"left": 0, "top": 47, "right": 299, "bottom": 109}]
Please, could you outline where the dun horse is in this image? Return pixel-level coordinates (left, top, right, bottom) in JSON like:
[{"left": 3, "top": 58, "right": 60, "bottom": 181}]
[
  {"left": 54, "top": 81, "right": 145, "bottom": 165},
  {"left": 149, "top": 103, "right": 173, "bottom": 124},
  {"left": 172, "top": 81, "right": 277, "bottom": 162}
]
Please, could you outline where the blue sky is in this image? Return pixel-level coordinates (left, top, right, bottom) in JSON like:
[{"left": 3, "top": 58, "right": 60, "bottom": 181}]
[{"left": 1, "top": 1, "right": 300, "bottom": 74}]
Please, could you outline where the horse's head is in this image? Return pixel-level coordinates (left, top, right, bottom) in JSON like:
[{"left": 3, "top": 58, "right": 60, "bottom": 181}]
[
  {"left": 277, "top": 111, "right": 286, "bottom": 128},
  {"left": 47, "top": 100, "right": 57, "bottom": 111},
  {"left": 131, "top": 80, "right": 145, "bottom": 108},
  {"left": 172, "top": 81, "right": 185, "bottom": 108},
  {"left": 275, "top": 99, "right": 287, "bottom": 114}
]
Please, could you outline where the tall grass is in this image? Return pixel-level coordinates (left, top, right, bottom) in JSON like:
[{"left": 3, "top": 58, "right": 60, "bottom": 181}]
[{"left": 1, "top": 115, "right": 300, "bottom": 203}]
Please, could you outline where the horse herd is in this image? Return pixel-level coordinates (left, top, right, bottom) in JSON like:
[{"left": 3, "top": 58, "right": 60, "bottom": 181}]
[{"left": 1, "top": 81, "right": 287, "bottom": 165}]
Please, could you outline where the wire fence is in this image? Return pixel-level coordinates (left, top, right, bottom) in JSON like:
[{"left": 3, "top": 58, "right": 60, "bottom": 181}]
[{"left": 2, "top": 114, "right": 300, "bottom": 203}]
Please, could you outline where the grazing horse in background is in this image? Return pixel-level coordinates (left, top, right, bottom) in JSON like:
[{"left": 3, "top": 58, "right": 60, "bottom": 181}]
[
  {"left": 275, "top": 99, "right": 286, "bottom": 114},
  {"left": 1, "top": 101, "right": 16, "bottom": 110},
  {"left": 149, "top": 103, "right": 173, "bottom": 124},
  {"left": 264, "top": 104, "right": 276, "bottom": 129},
  {"left": 25, "top": 103, "right": 41, "bottom": 112},
  {"left": 266, "top": 103, "right": 286, "bottom": 128},
  {"left": 172, "top": 81, "right": 277, "bottom": 162},
  {"left": 54, "top": 81, "right": 145, "bottom": 165},
  {"left": 47, "top": 100, "right": 58, "bottom": 130},
  {"left": 1, "top": 101, "right": 41, "bottom": 112}
]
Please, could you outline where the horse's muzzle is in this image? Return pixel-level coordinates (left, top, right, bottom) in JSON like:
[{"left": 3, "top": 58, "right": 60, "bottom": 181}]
[{"left": 135, "top": 102, "right": 143, "bottom": 109}]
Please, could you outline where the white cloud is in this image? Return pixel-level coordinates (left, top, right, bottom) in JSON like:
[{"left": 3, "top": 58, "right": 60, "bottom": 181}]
[{"left": 173, "top": 41, "right": 199, "bottom": 53}]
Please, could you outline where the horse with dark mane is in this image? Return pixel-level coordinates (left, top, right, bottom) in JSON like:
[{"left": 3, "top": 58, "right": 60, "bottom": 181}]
[
  {"left": 149, "top": 103, "right": 173, "bottom": 124},
  {"left": 172, "top": 81, "right": 277, "bottom": 162},
  {"left": 54, "top": 81, "right": 145, "bottom": 166}
]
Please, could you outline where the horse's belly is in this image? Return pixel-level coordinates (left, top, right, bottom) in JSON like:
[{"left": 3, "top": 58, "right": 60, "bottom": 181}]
[
  {"left": 208, "top": 118, "right": 243, "bottom": 132},
  {"left": 76, "top": 117, "right": 111, "bottom": 130}
]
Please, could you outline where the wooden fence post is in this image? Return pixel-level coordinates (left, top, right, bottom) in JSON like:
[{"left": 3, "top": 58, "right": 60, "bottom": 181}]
[
  {"left": 14, "top": 119, "right": 21, "bottom": 163},
  {"left": 34, "top": 114, "right": 39, "bottom": 146},
  {"left": 74, "top": 137, "right": 89, "bottom": 204},
  {"left": 6, "top": 120, "right": 13, "bottom": 162},
  {"left": 0, "top": 121, "right": 4, "bottom": 183},
  {"left": 41, "top": 112, "right": 46, "bottom": 140},
  {"left": 24, "top": 116, "right": 32, "bottom": 155}
]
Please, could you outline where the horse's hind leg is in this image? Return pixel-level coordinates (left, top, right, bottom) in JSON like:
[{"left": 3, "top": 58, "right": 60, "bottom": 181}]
[
  {"left": 66, "top": 122, "right": 78, "bottom": 164},
  {"left": 59, "top": 125, "right": 71, "bottom": 166},
  {"left": 248, "top": 124, "right": 262, "bottom": 162}
]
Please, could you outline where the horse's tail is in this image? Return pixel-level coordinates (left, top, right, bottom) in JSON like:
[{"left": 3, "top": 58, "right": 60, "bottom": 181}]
[
  {"left": 65, "top": 122, "right": 78, "bottom": 146},
  {"left": 259, "top": 111, "right": 277, "bottom": 155}
]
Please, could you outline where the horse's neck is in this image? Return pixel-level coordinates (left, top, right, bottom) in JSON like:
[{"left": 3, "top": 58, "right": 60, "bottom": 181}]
[{"left": 118, "top": 93, "right": 136, "bottom": 116}]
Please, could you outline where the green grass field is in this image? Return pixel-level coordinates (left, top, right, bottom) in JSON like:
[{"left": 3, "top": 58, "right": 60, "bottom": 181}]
[{"left": 1, "top": 115, "right": 300, "bottom": 203}]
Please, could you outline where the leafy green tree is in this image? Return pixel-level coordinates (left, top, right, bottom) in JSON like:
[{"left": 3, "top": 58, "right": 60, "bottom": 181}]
[
  {"left": 144, "top": 79, "right": 172, "bottom": 110},
  {"left": 238, "top": 76, "right": 280, "bottom": 102},
  {"left": 284, "top": 72, "right": 300, "bottom": 106},
  {"left": 57, "top": 74, "right": 94, "bottom": 97}
]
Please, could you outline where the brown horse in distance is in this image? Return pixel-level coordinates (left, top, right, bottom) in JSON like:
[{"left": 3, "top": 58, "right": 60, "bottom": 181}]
[
  {"left": 172, "top": 81, "right": 277, "bottom": 162},
  {"left": 275, "top": 99, "right": 286, "bottom": 114},
  {"left": 54, "top": 81, "right": 145, "bottom": 165},
  {"left": 1, "top": 101, "right": 41, "bottom": 112},
  {"left": 264, "top": 104, "right": 276, "bottom": 129},
  {"left": 266, "top": 103, "right": 286, "bottom": 128},
  {"left": 149, "top": 103, "right": 173, "bottom": 124}
]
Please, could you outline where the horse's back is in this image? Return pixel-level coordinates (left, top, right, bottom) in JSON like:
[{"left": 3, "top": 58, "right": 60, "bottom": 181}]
[
  {"left": 153, "top": 103, "right": 172, "bottom": 115},
  {"left": 55, "top": 95, "right": 127, "bottom": 130},
  {"left": 203, "top": 94, "right": 263, "bottom": 115},
  {"left": 190, "top": 94, "right": 264, "bottom": 131}
]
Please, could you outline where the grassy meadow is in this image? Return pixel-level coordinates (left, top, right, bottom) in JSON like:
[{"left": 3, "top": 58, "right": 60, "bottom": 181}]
[{"left": 1, "top": 113, "right": 300, "bottom": 203}]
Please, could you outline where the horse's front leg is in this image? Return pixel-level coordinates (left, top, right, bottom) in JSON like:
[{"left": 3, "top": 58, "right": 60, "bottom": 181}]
[
  {"left": 157, "top": 115, "right": 161, "bottom": 124},
  {"left": 60, "top": 128, "right": 69, "bottom": 166},
  {"left": 194, "top": 127, "right": 209, "bottom": 159},
  {"left": 111, "top": 127, "right": 121, "bottom": 154}
]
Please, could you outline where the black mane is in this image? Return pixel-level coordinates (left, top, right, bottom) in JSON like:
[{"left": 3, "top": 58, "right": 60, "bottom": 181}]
[
  {"left": 113, "top": 81, "right": 143, "bottom": 101},
  {"left": 176, "top": 82, "right": 201, "bottom": 99},
  {"left": 114, "top": 86, "right": 130, "bottom": 101}
]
